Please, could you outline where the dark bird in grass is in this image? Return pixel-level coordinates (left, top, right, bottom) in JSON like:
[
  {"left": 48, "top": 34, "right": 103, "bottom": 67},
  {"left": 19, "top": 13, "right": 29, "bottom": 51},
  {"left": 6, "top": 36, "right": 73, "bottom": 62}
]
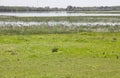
[
  {"left": 52, "top": 48, "right": 58, "bottom": 53},
  {"left": 116, "top": 55, "right": 119, "bottom": 59},
  {"left": 103, "top": 52, "right": 105, "bottom": 55},
  {"left": 112, "top": 38, "right": 117, "bottom": 41}
]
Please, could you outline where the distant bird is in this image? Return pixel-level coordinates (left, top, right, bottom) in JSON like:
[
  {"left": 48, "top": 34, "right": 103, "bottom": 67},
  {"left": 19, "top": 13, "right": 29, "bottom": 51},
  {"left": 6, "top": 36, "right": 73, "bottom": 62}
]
[
  {"left": 116, "top": 55, "right": 119, "bottom": 59},
  {"left": 52, "top": 48, "right": 58, "bottom": 53}
]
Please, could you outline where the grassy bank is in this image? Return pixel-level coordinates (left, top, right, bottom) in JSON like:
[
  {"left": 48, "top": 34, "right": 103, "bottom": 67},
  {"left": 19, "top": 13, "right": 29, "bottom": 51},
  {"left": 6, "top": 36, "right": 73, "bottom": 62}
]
[
  {"left": 80, "top": 11, "right": 120, "bottom": 14},
  {"left": 0, "top": 16, "right": 120, "bottom": 22},
  {"left": 0, "top": 32, "right": 120, "bottom": 78},
  {"left": 0, "top": 25, "right": 120, "bottom": 35}
]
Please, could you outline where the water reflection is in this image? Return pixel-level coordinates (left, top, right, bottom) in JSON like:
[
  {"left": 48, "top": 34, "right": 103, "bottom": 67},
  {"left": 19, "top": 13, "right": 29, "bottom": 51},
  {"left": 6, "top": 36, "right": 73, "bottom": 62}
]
[{"left": 0, "top": 12, "right": 120, "bottom": 17}]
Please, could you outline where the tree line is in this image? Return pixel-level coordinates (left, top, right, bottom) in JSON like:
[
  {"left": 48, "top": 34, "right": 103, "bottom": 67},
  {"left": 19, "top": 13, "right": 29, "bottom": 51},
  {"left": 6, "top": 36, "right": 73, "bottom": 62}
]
[
  {"left": 66, "top": 6, "right": 120, "bottom": 11},
  {"left": 0, "top": 6, "right": 120, "bottom": 12},
  {"left": 0, "top": 6, "right": 65, "bottom": 12}
]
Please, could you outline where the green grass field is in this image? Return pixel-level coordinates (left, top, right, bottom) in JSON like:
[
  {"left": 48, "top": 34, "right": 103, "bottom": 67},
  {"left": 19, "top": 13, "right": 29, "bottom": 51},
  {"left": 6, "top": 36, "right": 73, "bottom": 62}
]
[
  {"left": 0, "top": 32, "right": 120, "bottom": 78},
  {"left": 0, "top": 15, "right": 120, "bottom": 78}
]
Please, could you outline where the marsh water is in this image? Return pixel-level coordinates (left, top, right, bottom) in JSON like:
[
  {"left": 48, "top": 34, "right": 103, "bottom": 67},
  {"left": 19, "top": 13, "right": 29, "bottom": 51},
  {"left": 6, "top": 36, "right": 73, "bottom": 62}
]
[
  {"left": 0, "top": 11, "right": 120, "bottom": 17},
  {"left": 0, "top": 11, "right": 120, "bottom": 27}
]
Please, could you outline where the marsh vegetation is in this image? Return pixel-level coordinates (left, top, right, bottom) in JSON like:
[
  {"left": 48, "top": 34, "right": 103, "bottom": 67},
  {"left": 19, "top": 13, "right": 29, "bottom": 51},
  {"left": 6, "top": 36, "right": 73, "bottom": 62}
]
[{"left": 0, "top": 13, "right": 120, "bottom": 78}]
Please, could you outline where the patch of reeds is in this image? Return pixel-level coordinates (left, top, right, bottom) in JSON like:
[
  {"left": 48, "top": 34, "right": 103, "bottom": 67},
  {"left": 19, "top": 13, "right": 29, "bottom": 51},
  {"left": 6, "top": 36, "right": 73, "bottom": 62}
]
[
  {"left": 0, "top": 25, "right": 120, "bottom": 35},
  {"left": 0, "top": 16, "right": 120, "bottom": 22}
]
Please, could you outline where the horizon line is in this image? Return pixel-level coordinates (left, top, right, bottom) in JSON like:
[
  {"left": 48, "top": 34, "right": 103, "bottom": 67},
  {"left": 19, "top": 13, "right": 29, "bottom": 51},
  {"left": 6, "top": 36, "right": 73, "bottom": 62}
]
[{"left": 0, "top": 5, "right": 120, "bottom": 8}]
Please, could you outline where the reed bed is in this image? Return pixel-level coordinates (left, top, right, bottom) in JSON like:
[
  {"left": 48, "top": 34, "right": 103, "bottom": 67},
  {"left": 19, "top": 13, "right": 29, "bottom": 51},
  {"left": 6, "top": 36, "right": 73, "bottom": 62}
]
[
  {"left": 0, "top": 16, "right": 120, "bottom": 22},
  {"left": 0, "top": 25, "right": 120, "bottom": 35}
]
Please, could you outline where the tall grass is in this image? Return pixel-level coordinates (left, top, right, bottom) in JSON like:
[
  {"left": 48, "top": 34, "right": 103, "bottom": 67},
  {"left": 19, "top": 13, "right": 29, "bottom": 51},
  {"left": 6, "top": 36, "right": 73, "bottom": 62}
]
[
  {"left": 0, "top": 16, "right": 120, "bottom": 35},
  {"left": 0, "top": 16, "right": 120, "bottom": 22},
  {"left": 0, "top": 25, "right": 120, "bottom": 35}
]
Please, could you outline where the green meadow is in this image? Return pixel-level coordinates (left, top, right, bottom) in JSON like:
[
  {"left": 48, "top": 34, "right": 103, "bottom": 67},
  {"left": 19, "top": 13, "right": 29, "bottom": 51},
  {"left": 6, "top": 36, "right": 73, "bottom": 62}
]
[
  {"left": 0, "top": 16, "right": 120, "bottom": 78},
  {"left": 0, "top": 33, "right": 120, "bottom": 78}
]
